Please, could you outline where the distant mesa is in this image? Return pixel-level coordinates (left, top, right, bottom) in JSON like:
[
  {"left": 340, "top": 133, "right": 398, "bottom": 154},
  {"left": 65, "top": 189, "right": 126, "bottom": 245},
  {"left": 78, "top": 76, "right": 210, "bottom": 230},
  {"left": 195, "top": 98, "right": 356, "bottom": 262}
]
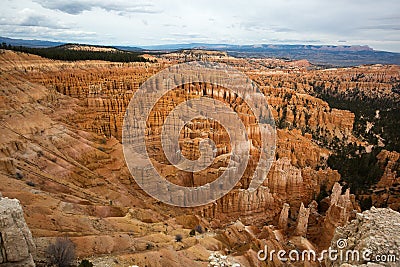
[
  {"left": 309, "top": 44, "right": 373, "bottom": 52},
  {"left": 57, "top": 43, "right": 121, "bottom": 53},
  {"left": 1, "top": 36, "right": 399, "bottom": 66}
]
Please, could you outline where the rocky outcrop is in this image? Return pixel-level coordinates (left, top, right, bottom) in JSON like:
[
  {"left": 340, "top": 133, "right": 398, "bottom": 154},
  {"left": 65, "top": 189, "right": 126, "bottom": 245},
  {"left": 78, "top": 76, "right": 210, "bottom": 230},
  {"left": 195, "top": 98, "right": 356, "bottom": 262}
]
[
  {"left": 272, "top": 182, "right": 358, "bottom": 252},
  {"left": 318, "top": 183, "right": 356, "bottom": 249},
  {"left": 368, "top": 150, "right": 400, "bottom": 211},
  {"left": 208, "top": 252, "right": 239, "bottom": 267},
  {"left": 252, "top": 65, "right": 400, "bottom": 108},
  {"left": 27, "top": 58, "right": 161, "bottom": 141},
  {"left": 199, "top": 186, "right": 280, "bottom": 227},
  {"left": 5, "top": 49, "right": 348, "bottom": 230},
  {"left": 0, "top": 196, "right": 36, "bottom": 267},
  {"left": 294, "top": 202, "right": 310, "bottom": 236},
  {"left": 260, "top": 86, "right": 355, "bottom": 143},
  {"left": 278, "top": 203, "right": 289, "bottom": 232},
  {"left": 327, "top": 207, "right": 400, "bottom": 267},
  {"left": 1, "top": 50, "right": 398, "bottom": 266}
]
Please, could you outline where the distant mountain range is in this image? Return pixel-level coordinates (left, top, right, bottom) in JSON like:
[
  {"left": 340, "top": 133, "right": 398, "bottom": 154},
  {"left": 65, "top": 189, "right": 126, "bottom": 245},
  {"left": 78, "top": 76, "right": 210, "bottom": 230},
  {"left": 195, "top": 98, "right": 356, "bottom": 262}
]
[
  {"left": 1, "top": 36, "right": 399, "bottom": 66},
  {"left": 0, "top": 36, "right": 65, "bottom": 48},
  {"left": 140, "top": 43, "right": 375, "bottom": 52},
  {"left": 214, "top": 44, "right": 400, "bottom": 66},
  {"left": 0, "top": 37, "right": 144, "bottom": 52}
]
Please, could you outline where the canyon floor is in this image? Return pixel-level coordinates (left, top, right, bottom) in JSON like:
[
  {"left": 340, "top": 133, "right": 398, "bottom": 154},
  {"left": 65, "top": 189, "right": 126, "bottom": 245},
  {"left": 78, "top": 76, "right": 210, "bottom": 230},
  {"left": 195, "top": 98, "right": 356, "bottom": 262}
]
[{"left": 0, "top": 49, "right": 399, "bottom": 266}]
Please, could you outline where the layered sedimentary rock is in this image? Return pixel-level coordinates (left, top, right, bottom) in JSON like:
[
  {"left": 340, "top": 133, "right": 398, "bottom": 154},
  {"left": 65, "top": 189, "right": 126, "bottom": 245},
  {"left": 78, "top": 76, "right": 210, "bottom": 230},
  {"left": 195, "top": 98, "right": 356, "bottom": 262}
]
[
  {"left": 28, "top": 60, "right": 162, "bottom": 140},
  {"left": 0, "top": 49, "right": 399, "bottom": 266},
  {"left": 250, "top": 65, "right": 400, "bottom": 105},
  {"left": 318, "top": 183, "right": 357, "bottom": 249},
  {"left": 294, "top": 202, "right": 310, "bottom": 236},
  {"left": 366, "top": 150, "right": 400, "bottom": 211},
  {"left": 278, "top": 203, "right": 290, "bottom": 231},
  {"left": 261, "top": 86, "right": 355, "bottom": 143},
  {"left": 19, "top": 49, "right": 357, "bottom": 208},
  {"left": 0, "top": 51, "right": 352, "bottom": 224},
  {"left": 0, "top": 196, "right": 36, "bottom": 267},
  {"left": 273, "top": 182, "right": 358, "bottom": 252}
]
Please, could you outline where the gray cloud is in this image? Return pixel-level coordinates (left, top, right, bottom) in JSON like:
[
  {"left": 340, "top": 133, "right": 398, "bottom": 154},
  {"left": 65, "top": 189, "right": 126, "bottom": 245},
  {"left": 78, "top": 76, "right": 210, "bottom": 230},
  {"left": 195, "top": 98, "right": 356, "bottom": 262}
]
[
  {"left": 269, "top": 38, "right": 321, "bottom": 43},
  {"left": 170, "top": 33, "right": 205, "bottom": 39},
  {"left": 0, "top": 0, "right": 399, "bottom": 52},
  {"left": 0, "top": 24, "right": 97, "bottom": 41},
  {"left": 34, "top": 0, "right": 160, "bottom": 15},
  {"left": 20, "top": 15, "right": 68, "bottom": 28},
  {"left": 358, "top": 25, "right": 400, "bottom": 31},
  {"left": 239, "top": 23, "right": 294, "bottom": 34},
  {"left": 39, "top": 2, "right": 91, "bottom": 15},
  {"left": 0, "top": 12, "right": 68, "bottom": 29},
  {"left": 273, "top": 27, "right": 295, "bottom": 33}
]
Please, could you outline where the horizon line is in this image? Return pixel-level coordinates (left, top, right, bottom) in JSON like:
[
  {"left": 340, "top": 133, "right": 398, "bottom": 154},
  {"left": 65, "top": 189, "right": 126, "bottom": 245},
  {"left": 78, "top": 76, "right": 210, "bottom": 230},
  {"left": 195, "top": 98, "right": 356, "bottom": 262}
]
[{"left": 2, "top": 35, "right": 400, "bottom": 53}]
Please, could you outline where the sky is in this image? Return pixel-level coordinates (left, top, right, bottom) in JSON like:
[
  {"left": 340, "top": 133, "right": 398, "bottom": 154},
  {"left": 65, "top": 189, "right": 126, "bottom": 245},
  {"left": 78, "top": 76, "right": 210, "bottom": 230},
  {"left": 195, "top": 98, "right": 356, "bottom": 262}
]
[{"left": 1, "top": 0, "right": 399, "bottom": 52}]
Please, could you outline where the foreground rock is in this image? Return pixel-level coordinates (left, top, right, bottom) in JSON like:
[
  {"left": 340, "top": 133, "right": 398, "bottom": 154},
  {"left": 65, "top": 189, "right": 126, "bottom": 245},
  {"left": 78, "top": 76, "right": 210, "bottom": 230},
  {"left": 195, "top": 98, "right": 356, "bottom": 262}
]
[
  {"left": 0, "top": 196, "right": 36, "bottom": 267},
  {"left": 208, "top": 252, "right": 239, "bottom": 267},
  {"left": 327, "top": 207, "right": 400, "bottom": 267}
]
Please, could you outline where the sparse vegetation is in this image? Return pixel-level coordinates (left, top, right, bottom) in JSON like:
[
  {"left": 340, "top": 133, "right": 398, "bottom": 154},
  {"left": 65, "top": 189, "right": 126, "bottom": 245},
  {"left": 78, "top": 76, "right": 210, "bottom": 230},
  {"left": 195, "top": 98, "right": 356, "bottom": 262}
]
[
  {"left": 189, "top": 229, "right": 196, "bottom": 236},
  {"left": 359, "top": 196, "right": 373, "bottom": 211},
  {"left": 316, "top": 183, "right": 329, "bottom": 202},
  {"left": 195, "top": 225, "right": 204, "bottom": 234},
  {"left": 146, "top": 242, "right": 154, "bottom": 250},
  {"left": 175, "top": 234, "right": 183, "bottom": 242},
  {"left": 312, "top": 84, "right": 400, "bottom": 152},
  {"left": 15, "top": 171, "right": 24, "bottom": 180},
  {"left": 327, "top": 145, "right": 385, "bottom": 194},
  {"left": 78, "top": 259, "right": 93, "bottom": 267},
  {"left": 26, "top": 181, "right": 35, "bottom": 187},
  {"left": 46, "top": 237, "right": 76, "bottom": 267},
  {"left": 302, "top": 81, "right": 399, "bottom": 206}
]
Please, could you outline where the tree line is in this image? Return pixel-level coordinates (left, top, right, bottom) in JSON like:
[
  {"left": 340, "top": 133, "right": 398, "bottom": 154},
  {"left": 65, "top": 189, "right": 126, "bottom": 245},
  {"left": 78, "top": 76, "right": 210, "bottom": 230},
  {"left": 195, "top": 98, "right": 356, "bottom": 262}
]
[{"left": 1, "top": 42, "right": 151, "bottom": 63}]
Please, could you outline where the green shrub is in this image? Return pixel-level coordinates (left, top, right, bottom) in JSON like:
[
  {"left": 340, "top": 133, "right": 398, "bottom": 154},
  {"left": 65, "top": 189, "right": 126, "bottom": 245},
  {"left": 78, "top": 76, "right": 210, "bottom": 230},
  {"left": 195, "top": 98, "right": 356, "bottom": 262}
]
[
  {"left": 195, "top": 225, "right": 204, "bottom": 234},
  {"left": 78, "top": 259, "right": 93, "bottom": 267},
  {"left": 175, "top": 234, "right": 183, "bottom": 242},
  {"left": 189, "top": 229, "right": 196, "bottom": 236}
]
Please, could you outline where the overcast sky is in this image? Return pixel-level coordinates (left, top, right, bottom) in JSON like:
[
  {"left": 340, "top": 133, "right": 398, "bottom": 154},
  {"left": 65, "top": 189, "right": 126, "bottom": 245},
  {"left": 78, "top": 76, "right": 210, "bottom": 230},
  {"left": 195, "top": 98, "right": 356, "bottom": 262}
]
[{"left": 1, "top": 0, "right": 399, "bottom": 51}]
